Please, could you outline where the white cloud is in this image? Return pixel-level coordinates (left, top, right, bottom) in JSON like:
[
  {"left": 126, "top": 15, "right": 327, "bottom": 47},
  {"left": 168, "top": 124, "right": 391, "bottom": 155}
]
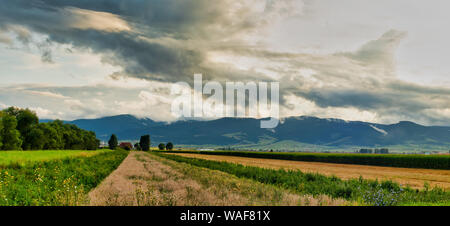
[
  {"left": 29, "top": 107, "right": 54, "bottom": 119},
  {"left": 26, "top": 90, "right": 69, "bottom": 99}
]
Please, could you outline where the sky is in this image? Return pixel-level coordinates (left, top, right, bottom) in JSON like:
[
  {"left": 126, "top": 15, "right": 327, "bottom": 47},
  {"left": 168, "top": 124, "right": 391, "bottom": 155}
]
[{"left": 0, "top": 0, "right": 449, "bottom": 126}]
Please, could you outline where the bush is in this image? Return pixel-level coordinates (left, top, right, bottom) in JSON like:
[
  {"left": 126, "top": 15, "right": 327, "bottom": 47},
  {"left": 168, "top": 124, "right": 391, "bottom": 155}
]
[{"left": 158, "top": 143, "right": 166, "bottom": 150}]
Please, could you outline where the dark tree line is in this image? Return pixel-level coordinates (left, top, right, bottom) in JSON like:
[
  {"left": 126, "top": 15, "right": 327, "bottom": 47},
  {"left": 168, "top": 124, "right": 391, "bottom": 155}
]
[
  {"left": 158, "top": 142, "right": 173, "bottom": 151},
  {"left": 158, "top": 142, "right": 173, "bottom": 150},
  {"left": 108, "top": 133, "right": 174, "bottom": 151},
  {"left": 0, "top": 107, "right": 99, "bottom": 150}
]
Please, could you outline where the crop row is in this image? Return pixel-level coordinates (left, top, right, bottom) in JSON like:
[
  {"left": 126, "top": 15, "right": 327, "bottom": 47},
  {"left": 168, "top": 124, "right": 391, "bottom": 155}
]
[
  {"left": 0, "top": 150, "right": 128, "bottom": 206},
  {"left": 154, "top": 153, "right": 450, "bottom": 206},
  {"left": 162, "top": 150, "right": 450, "bottom": 170}
]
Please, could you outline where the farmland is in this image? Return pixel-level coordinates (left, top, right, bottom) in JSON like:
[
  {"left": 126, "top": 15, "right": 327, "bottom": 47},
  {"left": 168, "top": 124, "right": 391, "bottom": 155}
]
[
  {"left": 0, "top": 150, "right": 111, "bottom": 167},
  {"left": 0, "top": 149, "right": 127, "bottom": 206},
  {"left": 0, "top": 148, "right": 449, "bottom": 206},
  {"left": 164, "top": 150, "right": 450, "bottom": 170},
  {"left": 155, "top": 152, "right": 450, "bottom": 206},
  {"left": 166, "top": 153, "right": 450, "bottom": 190},
  {"left": 89, "top": 151, "right": 348, "bottom": 206}
]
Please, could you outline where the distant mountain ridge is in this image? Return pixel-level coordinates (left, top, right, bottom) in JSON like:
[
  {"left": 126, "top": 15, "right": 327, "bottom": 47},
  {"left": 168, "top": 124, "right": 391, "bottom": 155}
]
[{"left": 41, "top": 115, "right": 450, "bottom": 149}]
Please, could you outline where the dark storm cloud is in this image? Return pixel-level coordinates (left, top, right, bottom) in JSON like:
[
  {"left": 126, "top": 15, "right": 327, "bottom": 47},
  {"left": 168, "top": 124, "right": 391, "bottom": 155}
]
[
  {"left": 0, "top": 0, "right": 449, "bottom": 125},
  {"left": 0, "top": 0, "right": 272, "bottom": 83}
]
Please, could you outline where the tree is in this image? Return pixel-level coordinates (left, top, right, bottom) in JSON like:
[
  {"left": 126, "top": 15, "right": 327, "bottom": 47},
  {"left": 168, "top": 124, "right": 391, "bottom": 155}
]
[
  {"left": 134, "top": 143, "right": 141, "bottom": 151},
  {"left": 158, "top": 143, "right": 166, "bottom": 150},
  {"left": 0, "top": 106, "right": 101, "bottom": 151},
  {"left": 27, "top": 126, "right": 45, "bottom": 150},
  {"left": 4, "top": 107, "right": 38, "bottom": 150},
  {"left": 140, "top": 135, "right": 150, "bottom": 151},
  {"left": 40, "top": 122, "right": 64, "bottom": 150},
  {"left": 83, "top": 131, "right": 99, "bottom": 150},
  {"left": 62, "top": 124, "right": 84, "bottom": 150},
  {"left": 0, "top": 114, "right": 22, "bottom": 150},
  {"left": 108, "top": 134, "right": 118, "bottom": 150},
  {"left": 3, "top": 106, "right": 21, "bottom": 117},
  {"left": 17, "top": 108, "right": 39, "bottom": 150},
  {"left": 166, "top": 142, "right": 174, "bottom": 150}
]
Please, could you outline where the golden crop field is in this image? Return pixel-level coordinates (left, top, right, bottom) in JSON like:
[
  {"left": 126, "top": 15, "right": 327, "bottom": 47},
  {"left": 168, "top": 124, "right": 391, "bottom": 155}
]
[{"left": 168, "top": 153, "right": 450, "bottom": 190}]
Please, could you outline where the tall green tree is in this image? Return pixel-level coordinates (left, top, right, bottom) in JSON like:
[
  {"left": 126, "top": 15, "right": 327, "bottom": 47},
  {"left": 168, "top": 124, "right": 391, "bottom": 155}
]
[
  {"left": 40, "top": 123, "right": 64, "bottom": 150},
  {"left": 166, "top": 142, "right": 174, "bottom": 150},
  {"left": 3, "top": 107, "right": 20, "bottom": 117},
  {"left": 4, "top": 107, "right": 39, "bottom": 150},
  {"left": 139, "top": 135, "right": 150, "bottom": 151},
  {"left": 83, "top": 131, "right": 99, "bottom": 150},
  {"left": 0, "top": 114, "right": 22, "bottom": 150},
  {"left": 0, "top": 106, "right": 100, "bottom": 151},
  {"left": 27, "top": 126, "right": 45, "bottom": 150},
  {"left": 108, "top": 134, "right": 118, "bottom": 150},
  {"left": 158, "top": 143, "right": 166, "bottom": 150},
  {"left": 16, "top": 108, "right": 39, "bottom": 135}
]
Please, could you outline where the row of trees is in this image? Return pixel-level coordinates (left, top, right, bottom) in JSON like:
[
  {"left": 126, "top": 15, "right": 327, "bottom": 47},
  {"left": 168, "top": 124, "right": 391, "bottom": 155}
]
[
  {"left": 108, "top": 134, "right": 173, "bottom": 151},
  {"left": 158, "top": 142, "right": 173, "bottom": 150},
  {"left": 0, "top": 107, "right": 99, "bottom": 150}
]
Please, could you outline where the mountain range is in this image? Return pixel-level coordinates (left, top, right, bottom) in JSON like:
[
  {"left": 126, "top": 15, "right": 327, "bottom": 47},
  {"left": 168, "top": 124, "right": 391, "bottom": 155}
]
[{"left": 41, "top": 115, "right": 450, "bottom": 150}]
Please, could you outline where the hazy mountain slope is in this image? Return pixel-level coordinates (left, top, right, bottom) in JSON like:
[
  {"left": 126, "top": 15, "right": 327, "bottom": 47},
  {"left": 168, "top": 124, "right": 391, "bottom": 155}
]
[{"left": 43, "top": 115, "right": 450, "bottom": 147}]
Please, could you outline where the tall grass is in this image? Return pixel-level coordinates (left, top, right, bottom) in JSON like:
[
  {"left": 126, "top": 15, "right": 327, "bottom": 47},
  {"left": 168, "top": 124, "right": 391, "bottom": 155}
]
[
  {"left": 0, "top": 150, "right": 128, "bottom": 206},
  {"left": 0, "top": 150, "right": 112, "bottom": 168},
  {"left": 155, "top": 153, "right": 450, "bottom": 206},
  {"left": 162, "top": 150, "right": 450, "bottom": 170}
]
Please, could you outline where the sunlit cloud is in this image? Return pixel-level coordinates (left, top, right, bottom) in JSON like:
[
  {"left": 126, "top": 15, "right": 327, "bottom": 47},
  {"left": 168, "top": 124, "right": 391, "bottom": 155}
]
[
  {"left": 0, "top": 0, "right": 449, "bottom": 126},
  {"left": 64, "top": 7, "right": 131, "bottom": 32}
]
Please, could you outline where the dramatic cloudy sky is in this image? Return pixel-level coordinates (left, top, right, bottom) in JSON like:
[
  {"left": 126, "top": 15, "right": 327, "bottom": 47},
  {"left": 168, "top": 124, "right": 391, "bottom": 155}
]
[{"left": 0, "top": 0, "right": 449, "bottom": 125}]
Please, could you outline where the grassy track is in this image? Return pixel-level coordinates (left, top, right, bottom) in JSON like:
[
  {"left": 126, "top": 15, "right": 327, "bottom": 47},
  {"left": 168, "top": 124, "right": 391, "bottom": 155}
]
[
  {"left": 161, "top": 150, "right": 450, "bottom": 170},
  {"left": 154, "top": 152, "right": 450, "bottom": 206},
  {"left": 0, "top": 150, "right": 128, "bottom": 206},
  {"left": 90, "top": 151, "right": 348, "bottom": 206},
  {"left": 0, "top": 150, "right": 112, "bottom": 167}
]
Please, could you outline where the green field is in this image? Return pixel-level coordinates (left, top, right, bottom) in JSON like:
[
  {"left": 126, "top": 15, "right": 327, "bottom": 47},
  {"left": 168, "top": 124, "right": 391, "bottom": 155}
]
[
  {"left": 0, "top": 150, "right": 112, "bottom": 167},
  {"left": 0, "top": 150, "right": 128, "bottom": 206},
  {"left": 162, "top": 150, "right": 450, "bottom": 170}
]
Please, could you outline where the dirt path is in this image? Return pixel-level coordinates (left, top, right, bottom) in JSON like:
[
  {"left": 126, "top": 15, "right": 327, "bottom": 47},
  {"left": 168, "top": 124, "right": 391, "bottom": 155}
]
[
  {"left": 169, "top": 153, "right": 450, "bottom": 190},
  {"left": 89, "top": 151, "right": 347, "bottom": 206}
]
